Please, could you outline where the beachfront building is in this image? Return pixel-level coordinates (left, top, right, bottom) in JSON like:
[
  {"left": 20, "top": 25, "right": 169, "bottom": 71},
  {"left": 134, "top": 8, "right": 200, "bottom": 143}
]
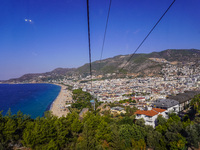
[{"left": 135, "top": 108, "right": 167, "bottom": 128}]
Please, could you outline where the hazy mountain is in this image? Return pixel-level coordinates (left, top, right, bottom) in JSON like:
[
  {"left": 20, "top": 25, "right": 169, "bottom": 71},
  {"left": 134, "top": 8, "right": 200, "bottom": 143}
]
[
  {"left": 76, "top": 49, "right": 200, "bottom": 77},
  {"left": 6, "top": 68, "right": 76, "bottom": 83},
  {"left": 5, "top": 49, "right": 200, "bottom": 82}
]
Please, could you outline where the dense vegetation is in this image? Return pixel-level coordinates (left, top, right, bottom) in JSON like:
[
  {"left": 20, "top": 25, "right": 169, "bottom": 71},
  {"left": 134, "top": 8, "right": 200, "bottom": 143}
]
[
  {"left": 71, "top": 89, "right": 93, "bottom": 110},
  {"left": 0, "top": 94, "right": 200, "bottom": 150},
  {"left": 71, "top": 89, "right": 102, "bottom": 111},
  {"left": 118, "top": 99, "right": 136, "bottom": 104}
]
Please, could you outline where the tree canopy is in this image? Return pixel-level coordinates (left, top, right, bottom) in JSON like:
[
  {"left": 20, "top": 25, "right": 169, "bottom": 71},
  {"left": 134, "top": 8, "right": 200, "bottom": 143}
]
[{"left": 0, "top": 94, "right": 200, "bottom": 149}]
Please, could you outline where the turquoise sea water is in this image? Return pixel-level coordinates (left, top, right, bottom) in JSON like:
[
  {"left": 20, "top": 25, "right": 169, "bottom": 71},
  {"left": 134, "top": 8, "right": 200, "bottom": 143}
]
[{"left": 0, "top": 83, "right": 61, "bottom": 118}]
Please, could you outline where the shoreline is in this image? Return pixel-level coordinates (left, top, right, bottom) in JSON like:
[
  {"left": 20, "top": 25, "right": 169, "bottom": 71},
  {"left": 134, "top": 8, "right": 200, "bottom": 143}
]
[
  {"left": 0, "top": 82, "right": 72, "bottom": 117},
  {"left": 50, "top": 84, "right": 72, "bottom": 117}
]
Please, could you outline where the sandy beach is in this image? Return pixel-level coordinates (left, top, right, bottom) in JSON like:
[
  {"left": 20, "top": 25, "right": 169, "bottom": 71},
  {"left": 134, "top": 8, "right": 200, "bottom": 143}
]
[{"left": 50, "top": 84, "right": 72, "bottom": 117}]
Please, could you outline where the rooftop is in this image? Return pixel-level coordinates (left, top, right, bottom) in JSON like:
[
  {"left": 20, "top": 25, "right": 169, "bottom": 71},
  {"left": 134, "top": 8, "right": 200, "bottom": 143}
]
[
  {"left": 168, "top": 91, "right": 200, "bottom": 103},
  {"left": 111, "top": 106, "right": 124, "bottom": 111},
  {"left": 135, "top": 108, "right": 166, "bottom": 117},
  {"left": 152, "top": 99, "right": 179, "bottom": 108},
  {"left": 135, "top": 110, "right": 158, "bottom": 117},
  {"left": 152, "top": 108, "right": 166, "bottom": 113}
]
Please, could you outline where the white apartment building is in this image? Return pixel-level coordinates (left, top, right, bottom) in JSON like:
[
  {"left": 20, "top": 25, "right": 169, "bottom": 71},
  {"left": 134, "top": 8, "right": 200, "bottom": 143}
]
[{"left": 135, "top": 108, "right": 167, "bottom": 128}]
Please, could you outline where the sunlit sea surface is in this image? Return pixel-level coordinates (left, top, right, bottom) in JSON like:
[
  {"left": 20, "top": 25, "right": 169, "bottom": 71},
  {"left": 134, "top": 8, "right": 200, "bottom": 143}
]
[{"left": 0, "top": 83, "right": 60, "bottom": 118}]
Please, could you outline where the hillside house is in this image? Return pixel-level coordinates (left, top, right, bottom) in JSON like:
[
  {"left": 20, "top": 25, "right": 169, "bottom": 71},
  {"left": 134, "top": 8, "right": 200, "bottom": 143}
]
[
  {"left": 152, "top": 99, "right": 179, "bottom": 114},
  {"left": 110, "top": 106, "right": 126, "bottom": 114},
  {"left": 168, "top": 91, "right": 200, "bottom": 111},
  {"left": 135, "top": 108, "right": 167, "bottom": 128},
  {"left": 132, "top": 96, "right": 146, "bottom": 102}
]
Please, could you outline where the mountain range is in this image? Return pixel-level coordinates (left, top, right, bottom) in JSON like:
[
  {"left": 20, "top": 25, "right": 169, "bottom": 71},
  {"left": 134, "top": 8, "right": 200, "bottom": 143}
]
[{"left": 5, "top": 49, "right": 200, "bottom": 83}]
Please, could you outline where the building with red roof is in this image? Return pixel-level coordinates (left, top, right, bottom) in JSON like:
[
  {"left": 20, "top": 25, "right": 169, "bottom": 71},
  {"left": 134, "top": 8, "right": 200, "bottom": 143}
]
[{"left": 135, "top": 107, "right": 167, "bottom": 128}]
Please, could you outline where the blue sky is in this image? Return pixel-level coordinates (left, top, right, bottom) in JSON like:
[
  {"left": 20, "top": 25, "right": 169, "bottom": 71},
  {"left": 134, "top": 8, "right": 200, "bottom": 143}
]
[{"left": 0, "top": 0, "right": 200, "bottom": 80}]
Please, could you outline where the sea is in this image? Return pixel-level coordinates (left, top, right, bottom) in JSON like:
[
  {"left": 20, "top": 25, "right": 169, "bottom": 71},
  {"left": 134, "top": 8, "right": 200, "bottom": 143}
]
[{"left": 0, "top": 83, "right": 61, "bottom": 119}]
